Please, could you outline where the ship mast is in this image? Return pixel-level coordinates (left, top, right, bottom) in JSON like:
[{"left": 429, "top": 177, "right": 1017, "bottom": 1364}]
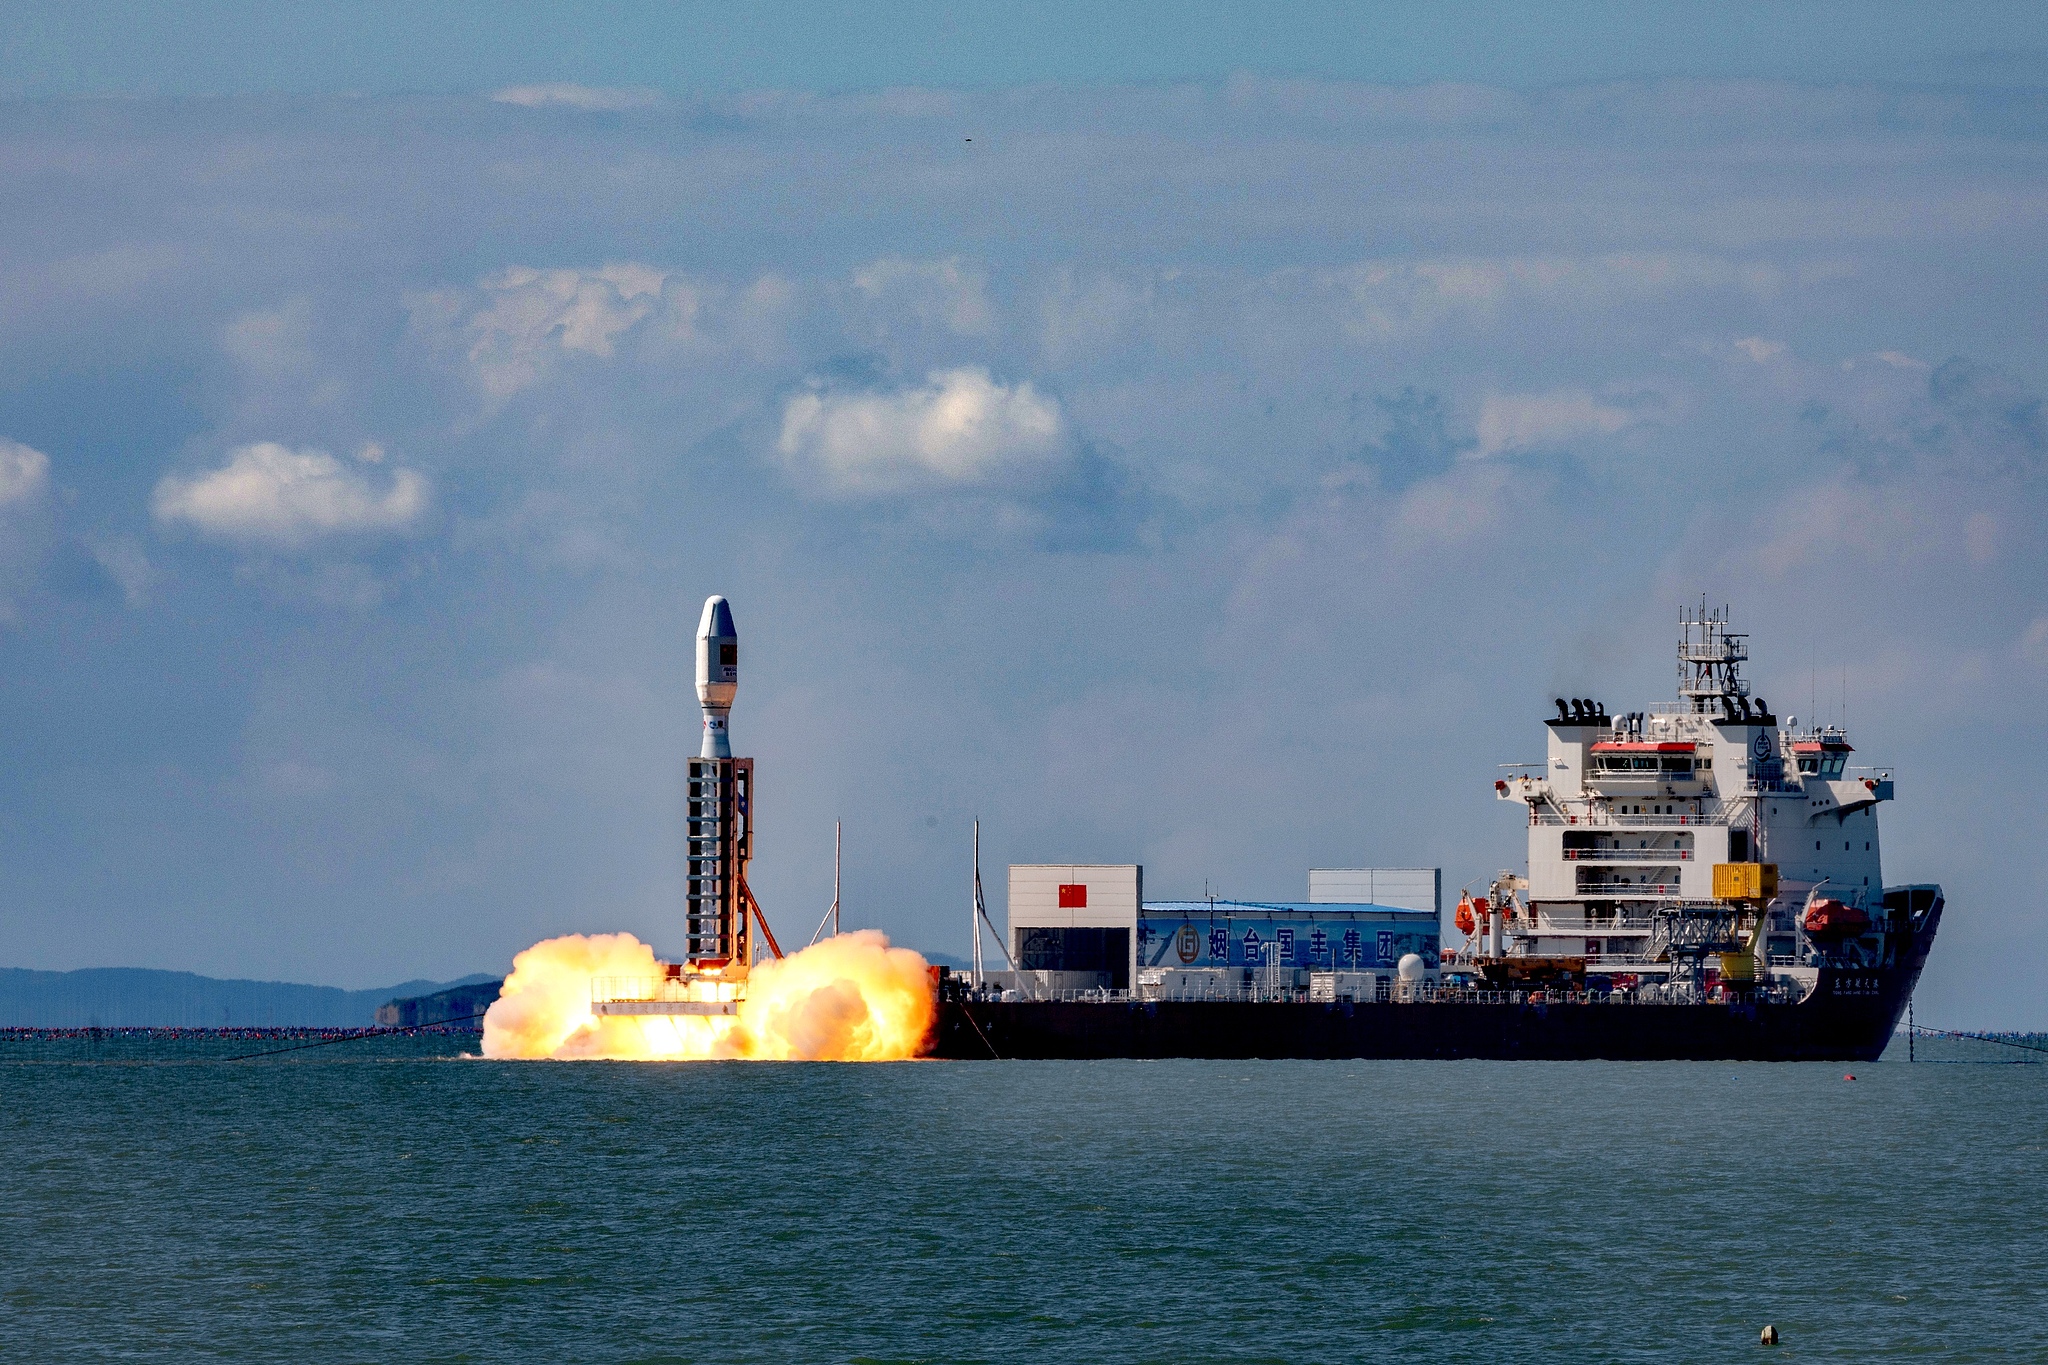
[{"left": 1678, "top": 598, "right": 1749, "bottom": 713}]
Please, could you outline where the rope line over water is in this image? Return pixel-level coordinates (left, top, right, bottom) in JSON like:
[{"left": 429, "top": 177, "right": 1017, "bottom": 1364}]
[
  {"left": 226, "top": 1011, "right": 492, "bottom": 1061},
  {"left": 1907, "top": 1024, "right": 2048, "bottom": 1060}
]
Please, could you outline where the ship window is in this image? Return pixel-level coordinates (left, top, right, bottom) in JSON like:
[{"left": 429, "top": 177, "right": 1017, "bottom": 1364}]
[
  {"left": 1815, "top": 841, "right": 1822, "bottom": 850},
  {"left": 1865, "top": 842, "right": 1870, "bottom": 850},
  {"left": 1797, "top": 756, "right": 1818, "bottom": 775}
]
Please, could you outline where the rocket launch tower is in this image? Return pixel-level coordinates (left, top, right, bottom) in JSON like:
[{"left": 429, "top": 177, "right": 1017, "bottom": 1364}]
[
  {"left": 590, "top": 594, "right": 771, "bottom": 1018},
  {"left": 685, "top": 595, "right": 752, "bottom": 974}
]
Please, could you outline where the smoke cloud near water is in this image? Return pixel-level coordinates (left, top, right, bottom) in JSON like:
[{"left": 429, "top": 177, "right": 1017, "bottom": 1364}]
[{"left": 481, "top": 929, "right": 935, "bottom": 1061}]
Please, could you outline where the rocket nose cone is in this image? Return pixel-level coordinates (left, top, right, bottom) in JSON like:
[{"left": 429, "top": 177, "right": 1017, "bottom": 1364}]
[{"left": 697, "top": 595, "right": 736, "bottom": 641}]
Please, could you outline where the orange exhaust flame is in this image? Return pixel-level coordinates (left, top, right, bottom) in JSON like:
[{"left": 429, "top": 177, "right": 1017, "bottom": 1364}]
[{"left": 480, "top": 929, "right": 935, "bottom": 1061}]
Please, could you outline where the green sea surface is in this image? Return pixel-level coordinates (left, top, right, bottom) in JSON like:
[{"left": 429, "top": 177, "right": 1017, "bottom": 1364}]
[{"left": 3, "top": 1034, "right": 2044, "bottom": 1362}]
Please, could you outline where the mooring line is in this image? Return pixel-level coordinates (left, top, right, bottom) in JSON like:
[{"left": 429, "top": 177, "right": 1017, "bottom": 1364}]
[
  {"left": 958, "top": 1003, "right": 1002, "bottom": 1060},
  {"left": 1907, "top": 1024, "right": 2048, "bottom": 1059},
  {"left": 225, "top": 1011, "right": 492, "bottom": 1062}
]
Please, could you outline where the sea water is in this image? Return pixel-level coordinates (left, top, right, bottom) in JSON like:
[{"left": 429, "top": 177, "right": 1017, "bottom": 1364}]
[{"left": 3, "top": 1034, "right": 2045, "bottom": 1362}]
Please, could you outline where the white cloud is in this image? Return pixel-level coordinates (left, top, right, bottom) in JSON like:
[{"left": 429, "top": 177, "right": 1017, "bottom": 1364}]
[
  {"left": 412, "top": 263, "right": 683, "bottom": 400},
  {"left": 0, "top": 438, "right": 51, "bottom": 507},
  {"left": 153, "top": 442, "right": 428, "bottom": 547},
  {"left": 490, "top": 84, "right": 665, "bottom": 112},
  {"left": 776, "top": 367, "right": 1064, "bottom": 493},
  {"left": 1474, "top": 390, "right": 1631, "bottom": 456},
  {"left": 1733, "top": 336, "right": 1786, "bottom": 363}
]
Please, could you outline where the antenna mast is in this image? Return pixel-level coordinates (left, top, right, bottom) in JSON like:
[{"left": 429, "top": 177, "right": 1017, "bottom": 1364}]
[
  {"left": 808, "top": 820, "right": 845, "bottom": 947},
  {"left": 971, "top": 820, "right": 985, "bottom": 986}
]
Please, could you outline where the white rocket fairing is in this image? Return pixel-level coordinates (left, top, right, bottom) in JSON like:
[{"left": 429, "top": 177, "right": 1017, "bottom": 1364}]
[{"left": 696, "top": 595, "right": 738, "bottom": 759}]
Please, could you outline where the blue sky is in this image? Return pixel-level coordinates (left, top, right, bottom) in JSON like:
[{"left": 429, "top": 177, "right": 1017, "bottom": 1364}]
[
  {"left": 0, "top": 7, "right": 2044, "bottom": 1025},
  {"left": 5, "top": 2, "right": 2047, "bottom": 95}
]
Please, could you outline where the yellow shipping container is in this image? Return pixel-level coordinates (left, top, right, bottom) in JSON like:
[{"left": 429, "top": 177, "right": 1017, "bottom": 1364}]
[
  {"left": 1718, "top": 951, "right": 1758, "bottom": 981},
  {"left": 1712, "top": 862, "right": 1779, "bottom": 901}
]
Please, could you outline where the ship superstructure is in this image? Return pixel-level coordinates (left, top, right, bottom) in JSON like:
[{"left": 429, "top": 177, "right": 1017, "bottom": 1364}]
[{"left": 1474, "top": 604, "right": 1921, "bottom": 1001}]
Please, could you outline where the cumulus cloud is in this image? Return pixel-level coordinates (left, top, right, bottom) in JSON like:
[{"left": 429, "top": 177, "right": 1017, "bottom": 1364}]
[
  {"left": 1474, "top": 390, "right": 1632, "bottom": 456},
  {"left": 153, "top": 442, "right": 428, "bottom": 547},
  {"left": 776, "top": 367, "right": 1065, "bottom": 493},
  {"left": 411, "top": 263, "right": 683, "bottom": 400},
  {"left": 0, "top": 438, "right": 51, "bottom": 507},
  {"left": 490, "top": 84, "right": 665, "bottom": 112}
]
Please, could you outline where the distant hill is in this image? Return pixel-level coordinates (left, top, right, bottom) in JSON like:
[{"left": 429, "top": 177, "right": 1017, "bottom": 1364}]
[
  {"left": 0, "top": 967, "right": 500, "bottom": 1028},
  {"left": 376, "top": 979, "right": 503, "bottom": 1028}
]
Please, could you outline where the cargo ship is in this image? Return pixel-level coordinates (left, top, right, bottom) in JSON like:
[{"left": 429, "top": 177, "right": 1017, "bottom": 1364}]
[{"left": 926, "top": 604, "right": 1942, "bottom": 1061}]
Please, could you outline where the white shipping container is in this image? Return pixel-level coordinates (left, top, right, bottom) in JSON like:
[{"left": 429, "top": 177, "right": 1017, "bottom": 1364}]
[
  {"left": 1308, "top": 868, "right": 1441, "bottom": 913},
  {"left": 1310, "top": 971, "right": 1383, "bottom": 1002},
  {"left": 1136, "top": 967, "right": 1243, "bottom": 1000}
]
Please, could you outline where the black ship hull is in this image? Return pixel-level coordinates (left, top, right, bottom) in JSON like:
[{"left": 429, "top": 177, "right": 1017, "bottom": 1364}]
[{"left": 927, "top": 893, "right": 1941, "bottom": 1063}]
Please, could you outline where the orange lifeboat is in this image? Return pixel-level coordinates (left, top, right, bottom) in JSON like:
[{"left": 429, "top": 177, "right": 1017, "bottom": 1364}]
[
  {"left": 1801, "top": 898, "right": 1870, "bottom": 937},
  {"left": 1455, "top": 895, "right": 1479, "bottom": 936}
]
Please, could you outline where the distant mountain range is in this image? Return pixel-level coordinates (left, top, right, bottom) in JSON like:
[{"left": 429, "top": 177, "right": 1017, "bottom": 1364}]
[{"left": 0, "top": 967, "right": 499, "bottom": 1028}]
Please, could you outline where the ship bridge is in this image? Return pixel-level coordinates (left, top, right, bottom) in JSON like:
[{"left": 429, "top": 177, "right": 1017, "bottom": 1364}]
[{"left": 1489, "top": 603, "right": 1895, "bottom": 981}]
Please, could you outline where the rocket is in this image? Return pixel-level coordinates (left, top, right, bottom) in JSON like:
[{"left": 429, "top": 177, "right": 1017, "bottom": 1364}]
[{"left": 696, "top": 595, "right": 738, "bottom": 758}]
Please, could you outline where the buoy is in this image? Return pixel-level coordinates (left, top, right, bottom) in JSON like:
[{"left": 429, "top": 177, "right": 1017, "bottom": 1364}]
[
  {"left": 1844, "top": 1073, "right": 1855, "bottom": 1081},
  {"left": 1761, "top": 1324, "right": 1779, "bottom": 1345}
]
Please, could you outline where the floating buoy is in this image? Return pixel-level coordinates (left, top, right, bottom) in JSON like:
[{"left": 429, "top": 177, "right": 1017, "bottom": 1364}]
[
  {"left": 1761, "top": 1324, "right": 1779, "bottom": 1345},
  {"left": 1844, "top": 1073, "right": 1856, "bottom": 1081}
]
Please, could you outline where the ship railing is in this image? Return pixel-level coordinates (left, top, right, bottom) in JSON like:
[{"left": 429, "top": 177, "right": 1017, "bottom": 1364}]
[
  {"left": 1575, "top": 881, "right": 1685, "bottom": 896},
  {"left": 1530, "top": 916, "right": 1657, "bottom": 931},
  {"left": 1110, "top": 982, "right": 1807, "bottom": 1007},
  {"left": 1531, "top": 812, "right": 1731, "bottom": 827},
  {"left": 1419, "top": 984, "right": 1801, "bottom": 1007},
  {"left": 1564, "top": 849, "right": 1694, "bottom": 861}
]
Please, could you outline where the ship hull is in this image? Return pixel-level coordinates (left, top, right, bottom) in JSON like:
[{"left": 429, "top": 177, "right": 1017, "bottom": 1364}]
[
  {"left": 928, "top": 896, "right": 1940, "bottom": 1061},
  {"left": 934, "top": 983, "right": 1883, "bottom": 1061}
]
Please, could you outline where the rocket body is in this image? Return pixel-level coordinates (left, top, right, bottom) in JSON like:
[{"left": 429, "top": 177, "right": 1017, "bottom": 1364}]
[{"left": 696, "top": 595, "right": 738, "bottom": 758}]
